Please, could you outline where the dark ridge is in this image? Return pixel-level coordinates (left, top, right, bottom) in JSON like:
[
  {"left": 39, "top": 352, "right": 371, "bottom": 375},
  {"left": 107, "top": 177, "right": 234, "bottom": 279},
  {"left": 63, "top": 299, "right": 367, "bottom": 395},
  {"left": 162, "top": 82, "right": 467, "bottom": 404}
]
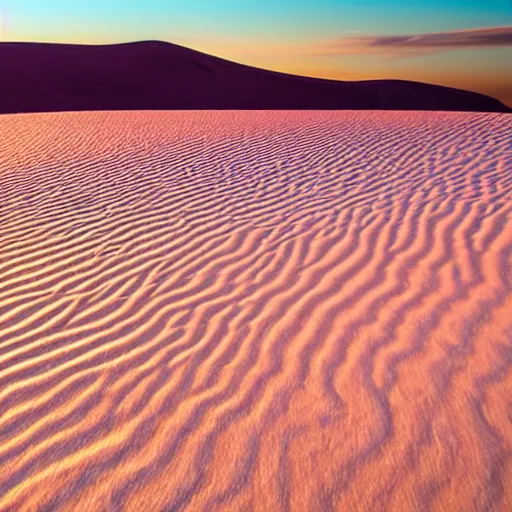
[{"left": 0, "top": 40, "right": 510, "bottom": 114}]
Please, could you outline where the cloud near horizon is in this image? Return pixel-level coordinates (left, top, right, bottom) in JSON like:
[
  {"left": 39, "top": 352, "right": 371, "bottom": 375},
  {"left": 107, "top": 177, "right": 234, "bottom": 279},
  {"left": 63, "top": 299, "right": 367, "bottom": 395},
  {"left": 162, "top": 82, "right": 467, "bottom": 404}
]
[{"left": 313, "top": 26, "right": 512, "bottom": 57}]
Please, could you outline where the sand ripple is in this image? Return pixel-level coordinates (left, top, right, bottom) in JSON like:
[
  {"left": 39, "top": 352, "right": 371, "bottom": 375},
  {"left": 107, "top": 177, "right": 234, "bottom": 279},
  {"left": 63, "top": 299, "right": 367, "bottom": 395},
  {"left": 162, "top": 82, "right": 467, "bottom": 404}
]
[{"left": 0, "top": 111, "right": 511, "bottom": 511}]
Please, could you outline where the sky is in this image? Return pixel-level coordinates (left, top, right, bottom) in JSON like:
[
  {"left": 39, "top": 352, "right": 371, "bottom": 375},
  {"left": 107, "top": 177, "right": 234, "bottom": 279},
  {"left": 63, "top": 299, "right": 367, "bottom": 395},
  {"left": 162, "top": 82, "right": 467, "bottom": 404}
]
[{"left": 1, "top": 0, "right": 511, "bottom": 105}]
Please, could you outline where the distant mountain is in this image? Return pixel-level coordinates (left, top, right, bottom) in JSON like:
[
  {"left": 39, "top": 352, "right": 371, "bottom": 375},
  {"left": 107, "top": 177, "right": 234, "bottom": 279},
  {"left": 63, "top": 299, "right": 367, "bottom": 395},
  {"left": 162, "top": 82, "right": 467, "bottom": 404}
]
[{"left": 0, "top": 40, "right": 510, "bottom": 114}]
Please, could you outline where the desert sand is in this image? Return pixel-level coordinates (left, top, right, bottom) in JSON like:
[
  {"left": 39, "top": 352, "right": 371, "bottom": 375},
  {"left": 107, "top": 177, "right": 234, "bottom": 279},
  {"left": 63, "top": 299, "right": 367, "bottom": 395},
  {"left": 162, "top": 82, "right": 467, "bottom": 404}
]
[
  {"left": 0, "top": 42, "right": 510, "bottom": 114},
  {"left": 0, "top": 110, "right": 511, "bottom": 511}
]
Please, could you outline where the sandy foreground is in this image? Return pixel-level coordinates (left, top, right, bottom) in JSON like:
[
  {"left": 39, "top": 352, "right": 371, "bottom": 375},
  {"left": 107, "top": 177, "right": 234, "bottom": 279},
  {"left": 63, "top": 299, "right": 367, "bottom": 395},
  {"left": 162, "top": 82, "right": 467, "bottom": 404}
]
[{"left": 0, "top": 110, "right": 511, "bottom": 511}]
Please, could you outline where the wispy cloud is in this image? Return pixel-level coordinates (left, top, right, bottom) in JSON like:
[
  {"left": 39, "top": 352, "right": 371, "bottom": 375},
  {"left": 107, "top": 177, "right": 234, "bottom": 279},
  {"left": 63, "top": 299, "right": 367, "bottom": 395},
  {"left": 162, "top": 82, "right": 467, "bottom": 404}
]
[
  {"left": 314, "top": 26, "right": 512, "bottom": 56},
  {"left": 367, "top": 26, "right": 512, "bottom": 48}
]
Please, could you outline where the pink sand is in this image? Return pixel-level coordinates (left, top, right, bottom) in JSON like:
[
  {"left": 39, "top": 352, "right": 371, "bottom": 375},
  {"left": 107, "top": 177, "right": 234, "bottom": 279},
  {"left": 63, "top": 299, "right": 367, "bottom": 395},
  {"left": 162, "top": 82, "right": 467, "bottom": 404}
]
[{"left": 0, "top": 110, "right": 511, "bottom": 511}]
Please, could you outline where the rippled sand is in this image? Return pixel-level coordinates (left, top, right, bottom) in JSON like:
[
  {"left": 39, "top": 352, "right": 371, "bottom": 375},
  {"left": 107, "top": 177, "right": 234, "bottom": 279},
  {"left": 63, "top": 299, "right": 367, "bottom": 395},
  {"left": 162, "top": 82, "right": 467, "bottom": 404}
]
[{"left": 1, "top": 111, "right": 511, "bottom": 511}]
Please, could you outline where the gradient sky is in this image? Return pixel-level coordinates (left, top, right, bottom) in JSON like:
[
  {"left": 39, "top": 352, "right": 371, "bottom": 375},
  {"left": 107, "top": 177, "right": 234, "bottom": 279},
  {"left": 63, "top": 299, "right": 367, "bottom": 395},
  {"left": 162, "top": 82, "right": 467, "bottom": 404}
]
[{"left": 1, "top": 1, "right": 511, "bottom": 104}]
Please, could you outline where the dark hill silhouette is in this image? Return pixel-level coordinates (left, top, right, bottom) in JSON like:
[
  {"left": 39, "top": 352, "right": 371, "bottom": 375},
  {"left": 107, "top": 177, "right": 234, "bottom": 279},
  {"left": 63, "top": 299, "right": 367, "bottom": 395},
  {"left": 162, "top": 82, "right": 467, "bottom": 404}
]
[{"left": 0, "top": 40, "right": 510, "bottom": 114}]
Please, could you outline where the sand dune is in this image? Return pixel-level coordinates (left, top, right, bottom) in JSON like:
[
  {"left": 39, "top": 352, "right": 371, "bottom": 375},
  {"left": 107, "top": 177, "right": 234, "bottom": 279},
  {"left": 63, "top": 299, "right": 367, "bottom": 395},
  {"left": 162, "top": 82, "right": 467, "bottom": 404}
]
[
  {"left": 0, "top": 110, "right": 511, "bottom": 511},
  {"left": 0, "top": 41, "right": 511, "bottom": 114}
]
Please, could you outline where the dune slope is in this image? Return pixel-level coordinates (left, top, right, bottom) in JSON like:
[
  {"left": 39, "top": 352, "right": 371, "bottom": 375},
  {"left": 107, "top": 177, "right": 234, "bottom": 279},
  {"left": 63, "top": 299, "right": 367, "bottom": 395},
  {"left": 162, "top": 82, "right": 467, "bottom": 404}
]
[
  {"left": 0, "top": 111, "right": 511, "bottom": 511},
  {"left": 0, "top": 41, "right": 510, "bottom": 114}
]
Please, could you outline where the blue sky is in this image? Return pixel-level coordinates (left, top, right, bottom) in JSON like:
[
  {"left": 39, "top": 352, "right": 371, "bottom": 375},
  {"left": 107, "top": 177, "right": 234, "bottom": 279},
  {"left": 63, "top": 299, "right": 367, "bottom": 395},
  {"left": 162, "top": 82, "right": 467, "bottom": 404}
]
[
  {"left": 1, "top": 1, "right": 511, "bottom": 104},
  {"left": 6, "top": 1, "right": 511, "bottom": 40}
]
